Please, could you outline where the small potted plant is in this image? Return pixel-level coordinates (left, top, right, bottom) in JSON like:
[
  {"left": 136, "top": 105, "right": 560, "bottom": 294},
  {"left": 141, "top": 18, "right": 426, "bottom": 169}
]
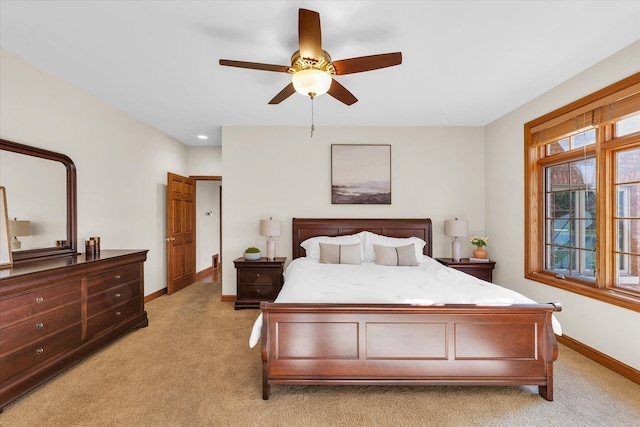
[
  {"left": 243, "top": 246, "right": 261, "bottom": 261},
  {"left": 469, "top": 235, "right": 489, "bottom": 259}
]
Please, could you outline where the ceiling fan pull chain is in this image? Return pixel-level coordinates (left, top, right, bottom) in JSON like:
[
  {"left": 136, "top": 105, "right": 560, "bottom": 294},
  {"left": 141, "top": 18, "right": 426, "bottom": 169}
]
[{"left": 310, "top": 96, "right": 315, "bottom": 137}]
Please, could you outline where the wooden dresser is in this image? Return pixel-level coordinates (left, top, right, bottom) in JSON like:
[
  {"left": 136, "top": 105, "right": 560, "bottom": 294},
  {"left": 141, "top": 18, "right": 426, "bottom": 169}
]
[{"left": 0, "top": 250, "right": 148, "bottom": 411}]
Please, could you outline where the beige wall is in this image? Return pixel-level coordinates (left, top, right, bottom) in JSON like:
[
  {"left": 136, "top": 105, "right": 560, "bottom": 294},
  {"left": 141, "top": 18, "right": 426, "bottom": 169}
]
[
  {"left": 2, "top": 48, "right": 202, "bottom": 296},
  {"left": 221, "top": 125, "right": 486, "bottom": 295},
  {"left": 485, "top": 40, "right": 640, "bottom": 371}
]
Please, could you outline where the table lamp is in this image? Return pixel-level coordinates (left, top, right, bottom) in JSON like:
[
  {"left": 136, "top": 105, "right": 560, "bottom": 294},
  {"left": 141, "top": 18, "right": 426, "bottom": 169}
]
[
  {"left": 260, "top": 217, "right": 282, "bottom": 261},
  {"left": 9, "top": 218, "right": 31, "bottom": 250},
  {"left": 444, "top": 218, "right": 468, "bottom": 261}
]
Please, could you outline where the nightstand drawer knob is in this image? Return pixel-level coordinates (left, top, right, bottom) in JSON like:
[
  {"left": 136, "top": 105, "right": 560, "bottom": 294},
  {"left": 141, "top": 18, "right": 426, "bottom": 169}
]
[
  {"left": 35, "top": 297, "right": 44, "bottom": 303},
  {"left": 35, "top": 322, "right": 44, "bottom": 329},
  {"left": 35, "top": 347, "right": 44, "bottom": 355},
  {"left": 114, "top": 274, "right": 121, "bottom": 280},
  {"left": 255, "top": 273, "right": 260, "bottom": 278},
  {"left": 115, "top": 293, "right": 121, "bottom": 299},
  {"left": 115, "top": 311, "right": 122, "bottom": 317}
]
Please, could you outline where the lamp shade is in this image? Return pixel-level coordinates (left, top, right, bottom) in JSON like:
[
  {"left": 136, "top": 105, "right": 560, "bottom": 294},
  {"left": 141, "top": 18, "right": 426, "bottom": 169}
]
[
  {"left": 444, "top": 219, "right": 468, "bottom": 238},
  {"left": 260, "top": 219, "right": 282, "bottom": 237},
  {"left": 9, "top": 219, "right": 31, "bottom": 237},
  {"left": 292, "top": 69, "right": 332, "bottom": 98}
]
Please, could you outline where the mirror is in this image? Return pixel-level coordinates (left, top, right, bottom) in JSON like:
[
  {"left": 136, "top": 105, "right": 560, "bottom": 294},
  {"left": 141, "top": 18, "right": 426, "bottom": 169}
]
[{"left": 0, "top": 139, "right": 77, "bottom": 262}]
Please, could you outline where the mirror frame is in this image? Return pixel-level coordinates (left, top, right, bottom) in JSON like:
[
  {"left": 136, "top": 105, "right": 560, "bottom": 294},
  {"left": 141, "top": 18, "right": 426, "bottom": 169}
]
[{"left": 0, "top": 139, "right": 78, "bottom": 262}]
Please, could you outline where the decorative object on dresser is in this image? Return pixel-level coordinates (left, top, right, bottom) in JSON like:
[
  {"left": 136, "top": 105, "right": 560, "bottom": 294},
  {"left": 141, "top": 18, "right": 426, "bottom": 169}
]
[
  {"left": 0, "top": 250, "right": 149, "bottom": 411},
  {"left": 469, "top": 235, "right": 489, "bottom": 259},
  {"left": 234, "top": 257, "right": 285, "bottom": 309},
  {"left": 259, "top": 217, "right": 282, "bottom": 261},
  {"left": 435, "top": 257, "right": 496, "bottom": 283},
  {"left": 243, "top": 247, "right": 261, "bottom": 261},
  {"left": 444, "top": 218, "right": 468, "bottom": 261}
]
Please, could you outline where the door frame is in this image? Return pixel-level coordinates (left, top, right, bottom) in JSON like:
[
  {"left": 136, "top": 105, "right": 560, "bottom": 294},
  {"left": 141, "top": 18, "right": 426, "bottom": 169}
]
[{"left": 191, "top": 175, "right": 222, "bottom": 272}]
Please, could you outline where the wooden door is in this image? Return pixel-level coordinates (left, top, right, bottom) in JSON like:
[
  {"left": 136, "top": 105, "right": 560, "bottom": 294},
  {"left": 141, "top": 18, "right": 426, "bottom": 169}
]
[{"left": 166, "top": 172, "right": 195, "bottom": 294}]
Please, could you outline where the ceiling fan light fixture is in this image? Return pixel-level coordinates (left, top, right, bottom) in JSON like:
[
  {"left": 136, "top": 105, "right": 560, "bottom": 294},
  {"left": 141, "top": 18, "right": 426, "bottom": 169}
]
[{"left": 292, "top": 69, "right": 332, "bottom": 98}]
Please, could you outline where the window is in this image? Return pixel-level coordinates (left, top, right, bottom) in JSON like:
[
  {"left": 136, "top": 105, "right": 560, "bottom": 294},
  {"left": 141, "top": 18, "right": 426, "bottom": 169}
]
[{"left": 525, "top": 73, "right": 640, "bottom": 312}]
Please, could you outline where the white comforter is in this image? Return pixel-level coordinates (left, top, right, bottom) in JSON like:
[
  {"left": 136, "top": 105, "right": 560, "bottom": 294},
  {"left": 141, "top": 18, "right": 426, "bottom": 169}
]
[{"left": 249, "top": 256, "right": 562, "bottom": 347}]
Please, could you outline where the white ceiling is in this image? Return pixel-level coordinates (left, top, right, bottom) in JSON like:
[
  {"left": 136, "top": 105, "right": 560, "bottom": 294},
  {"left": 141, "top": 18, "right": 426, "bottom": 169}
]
[{"left": 1, "top": 1, "right": 639, "bottom": 146}]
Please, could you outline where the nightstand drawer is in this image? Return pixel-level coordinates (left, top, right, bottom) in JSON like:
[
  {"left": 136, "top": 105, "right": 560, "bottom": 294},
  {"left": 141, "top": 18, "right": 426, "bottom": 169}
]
[
  {"left": 238, "top": 284, "right": 280, "bottom": 301},
  {"left": 238, "top": 268, "right": 280, "bottom": 285},
  {"left": 435, "top": 258, "right": 496, "bottom": 283}
]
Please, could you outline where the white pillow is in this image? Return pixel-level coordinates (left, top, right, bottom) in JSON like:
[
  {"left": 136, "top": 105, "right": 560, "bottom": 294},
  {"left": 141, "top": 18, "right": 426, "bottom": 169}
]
[
  {"left": 360, "top": 231, "right": 426, "bottom": 262},
  {"left": 300, "top": 234, "right": 363, "bottom": 260}
]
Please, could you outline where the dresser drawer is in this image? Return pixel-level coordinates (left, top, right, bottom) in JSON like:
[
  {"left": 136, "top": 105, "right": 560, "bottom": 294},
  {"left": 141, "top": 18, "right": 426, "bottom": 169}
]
[
  {"left": 87, "top": 264, "right": 141, "bottom": 295},
  {"left": 238, "top": 284, "right": 280, "bottom": 301},
  {"left": 86, "top": 297, "right": 141, "bottom": 338},
  {"left": 0, "top": 280, "right": 81, "bottom": 326},
  {"left": 0, "top": 301, "right": 82, "bottom": 353},
  {"left": 0, "top": 324, "right": 82, "bottom": 384},
  {"left": 87, "top": 281, "right": 140, "bottom": 318},
  {"left": 237, "top": 268, "right": 281, "bottom": 285}
]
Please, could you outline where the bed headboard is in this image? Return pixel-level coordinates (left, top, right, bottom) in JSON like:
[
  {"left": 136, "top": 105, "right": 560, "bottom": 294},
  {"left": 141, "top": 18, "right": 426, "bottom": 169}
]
[{"left": 292, "top": 218, "right": 433, "bottom": 259}]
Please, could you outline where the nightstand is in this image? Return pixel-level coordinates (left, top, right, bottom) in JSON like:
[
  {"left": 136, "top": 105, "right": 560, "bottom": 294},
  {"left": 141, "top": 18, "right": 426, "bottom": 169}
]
[
  {"left": 435, "top": 258, "right": 496, "bottom": 283},
  {"left": 233, "top": 257, "right": 286, "bottom": 309}
]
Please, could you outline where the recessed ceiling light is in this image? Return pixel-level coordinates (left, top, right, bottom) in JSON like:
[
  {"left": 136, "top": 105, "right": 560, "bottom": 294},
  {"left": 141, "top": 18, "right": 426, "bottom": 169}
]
[{"left": 197, "top": 135, "right": 208, "bottom": 140}]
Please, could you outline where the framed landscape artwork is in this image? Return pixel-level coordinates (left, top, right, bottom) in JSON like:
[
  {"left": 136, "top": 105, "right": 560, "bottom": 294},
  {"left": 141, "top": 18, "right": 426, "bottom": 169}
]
[{"left": 331, "top": 144, "right": 391, "bottom": 204}]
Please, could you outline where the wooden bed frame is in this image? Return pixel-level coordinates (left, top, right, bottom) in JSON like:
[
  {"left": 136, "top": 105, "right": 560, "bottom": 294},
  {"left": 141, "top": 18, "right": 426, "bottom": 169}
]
[{"left": 260, "top": 218, "right": 561, "bottom": 400}]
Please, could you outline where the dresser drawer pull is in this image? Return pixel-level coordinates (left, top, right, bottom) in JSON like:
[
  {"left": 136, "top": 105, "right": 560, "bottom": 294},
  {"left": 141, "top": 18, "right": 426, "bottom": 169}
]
[
  {"left": 255, "top": 273, "right": 260, "bottom": 278},
  {"left": 35, "top": 322, "right": 44, "bottom": 329},
  {"left": 114, "top": 274, "right": 121, "bottom": 280},
  {"left": 35, "top": 297, "right": 44, "bottom": 303},
  {"left": 35, "top": 347, "right": 44, "bottom": 355},
  {"left": 115, "top": 311, "right": 122, "bottom": 317},
  {"left": 115, "top": 293, "right": 122, "bottom": 299}
]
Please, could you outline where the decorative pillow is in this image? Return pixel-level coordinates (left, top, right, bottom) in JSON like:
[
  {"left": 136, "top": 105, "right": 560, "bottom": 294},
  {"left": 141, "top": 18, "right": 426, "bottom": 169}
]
[
  {"left": 360, "top": 231, "right": 426, "bottom": 262},
  {"left": 300, "top": 234, "right": 363, "bottom": 260},
  {"left": 319, "top": 243, "right": 362, "bottom": 265},
  {"left": 373, "top": 244, "right": 419, "bottom": 266}
]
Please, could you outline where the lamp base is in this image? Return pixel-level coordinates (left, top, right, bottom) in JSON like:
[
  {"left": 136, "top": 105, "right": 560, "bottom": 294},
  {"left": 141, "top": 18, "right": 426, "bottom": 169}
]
[
  {"left": 266, "top": 239, "right": 276, "bottom": 261},
  {"left": 11, "top": 238, "right": 21, "bottom": 250},
  {"left": 451, "top": 240, "right": 461, "bottom": 261}
]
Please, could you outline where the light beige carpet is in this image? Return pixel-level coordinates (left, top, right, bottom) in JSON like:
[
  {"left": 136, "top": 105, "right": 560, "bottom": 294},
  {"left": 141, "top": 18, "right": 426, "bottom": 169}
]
[{"left": 2, "top": 280, "right": 639, "bottom": 427}]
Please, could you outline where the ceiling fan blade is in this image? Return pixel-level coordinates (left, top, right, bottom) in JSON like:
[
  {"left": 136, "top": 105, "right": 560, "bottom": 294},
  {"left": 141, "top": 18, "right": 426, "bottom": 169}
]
[
  {"left": 333, "top": 52, "right": 402, "bottom": 75},
  {"left": 327, "top": 79, "right": 358, "bottom": 106},
  {"left": 298, "top": 8, "right": 322, "bottom": 60},
  {"left": 219, "top": 59, "right": 290, "bottom": 73},
  {"left": 268, "top": 83, "right": 296, "bottom": 104}
]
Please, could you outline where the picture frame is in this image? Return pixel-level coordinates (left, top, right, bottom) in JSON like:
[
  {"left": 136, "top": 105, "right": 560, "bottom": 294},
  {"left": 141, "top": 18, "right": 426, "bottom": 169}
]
[
  {"left": 0, "top": 186, "right": 12, "bottom": 268},
  {"left": 331, "top": 144, "right": 391, "bottom": 204}
]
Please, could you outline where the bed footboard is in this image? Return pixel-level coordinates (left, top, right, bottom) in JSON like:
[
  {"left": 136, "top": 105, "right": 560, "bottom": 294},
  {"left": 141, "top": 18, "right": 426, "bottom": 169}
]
[{"left": 260, "top": 302, "right": 561, "bottom": 400}]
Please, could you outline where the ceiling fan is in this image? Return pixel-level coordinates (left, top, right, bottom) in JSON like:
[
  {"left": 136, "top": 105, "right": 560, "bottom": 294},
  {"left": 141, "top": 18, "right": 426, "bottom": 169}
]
[{"left": 219, "top": 8, "right": 402, "bottom": 106}]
